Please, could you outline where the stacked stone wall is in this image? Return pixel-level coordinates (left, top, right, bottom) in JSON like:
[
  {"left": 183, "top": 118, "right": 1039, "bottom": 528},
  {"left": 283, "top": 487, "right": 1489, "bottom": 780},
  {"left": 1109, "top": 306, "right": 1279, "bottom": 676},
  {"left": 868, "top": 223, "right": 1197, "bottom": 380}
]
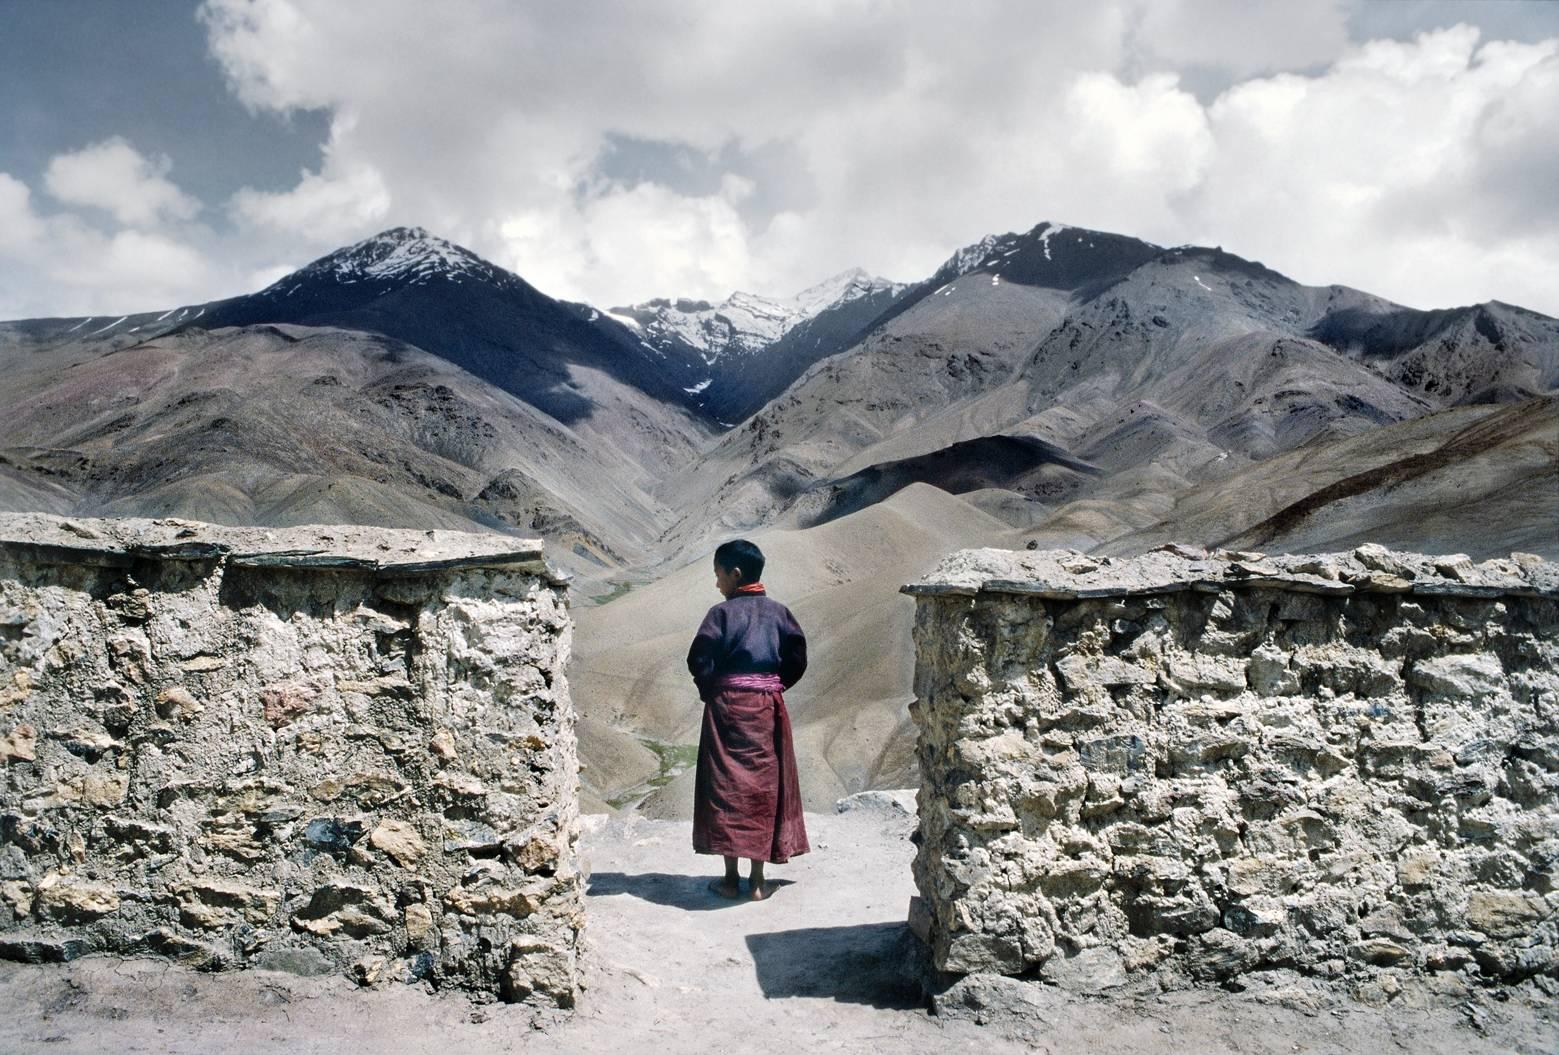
[
  {"left": 904, "top": 545, "right": 1559, "bottom": 993},
  {"left": 0, "top": 514, "right": 580, "bottom": 1007}
]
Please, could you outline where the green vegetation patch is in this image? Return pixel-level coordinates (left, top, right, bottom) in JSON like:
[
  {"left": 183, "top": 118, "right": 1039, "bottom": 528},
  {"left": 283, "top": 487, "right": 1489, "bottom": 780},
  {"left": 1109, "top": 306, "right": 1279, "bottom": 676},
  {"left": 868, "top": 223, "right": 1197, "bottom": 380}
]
[
  {"left": 605, "top": 738, "right": 699, "bottom": 811},
  {"left": 589, "top": 581, "right": 634, "bottom": 606}
]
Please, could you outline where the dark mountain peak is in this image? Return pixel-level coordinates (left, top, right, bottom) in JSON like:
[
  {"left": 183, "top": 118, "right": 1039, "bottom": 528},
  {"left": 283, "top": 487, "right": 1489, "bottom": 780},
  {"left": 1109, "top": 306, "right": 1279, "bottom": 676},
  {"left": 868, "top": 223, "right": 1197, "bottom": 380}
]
[
  {"left": 1146, "top": 244, "right": 1294, "bottom": 288},
  {"left": 929, "top": 221, "right": 1164, "bottom": 293},
  {"left": 177, "top": 226, "right": 700, "bottom": 426}
]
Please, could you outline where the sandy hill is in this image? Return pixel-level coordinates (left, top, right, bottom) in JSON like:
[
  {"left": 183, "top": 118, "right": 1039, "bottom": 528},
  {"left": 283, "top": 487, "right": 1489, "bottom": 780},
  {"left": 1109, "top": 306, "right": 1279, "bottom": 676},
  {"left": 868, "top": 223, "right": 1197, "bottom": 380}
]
[{"left": 570, "top": 483, "right": 1016, "bottom": 814}]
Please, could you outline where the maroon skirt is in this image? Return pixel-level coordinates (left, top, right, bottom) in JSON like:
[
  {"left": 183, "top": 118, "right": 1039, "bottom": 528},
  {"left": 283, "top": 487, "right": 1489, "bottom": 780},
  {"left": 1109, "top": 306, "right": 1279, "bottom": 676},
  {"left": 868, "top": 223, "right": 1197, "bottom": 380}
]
[{"left": 692, "top": 673, "right": 810, "bottom": 863}]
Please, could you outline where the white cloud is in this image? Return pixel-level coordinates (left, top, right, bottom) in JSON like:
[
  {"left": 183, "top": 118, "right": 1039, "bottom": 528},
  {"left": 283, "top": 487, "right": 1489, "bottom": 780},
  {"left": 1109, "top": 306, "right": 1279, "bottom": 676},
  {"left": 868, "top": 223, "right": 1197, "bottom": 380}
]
[
  {"left": 0, "top": 181, "right": 220, "bottom": 317},
  {"left": 231, "top": 158, "right": 392, "bottom": 242},
  {"left": 44, "top": 138, "right": 201, "bottom": 227},
  {"left": 185, "top": 3, "right": 1559, "bottom": 317},
  {"left": 1130, "top": 0, "right": 1351, "bottom": 77},
  {"left": 7, "top": 4, "right": 1558, "bottom": 320},
  {"left": 52, "top": 229, "right": 209, "bottom": 297},
  {"left": 1177, "top": 25, "right": 1559, "bottom": 311},
  {"left": 0, "top": 148, "right": 230, "bottom": 318},
  {"left": 0, "top": 174, "right": 47, "bottom": 252}
]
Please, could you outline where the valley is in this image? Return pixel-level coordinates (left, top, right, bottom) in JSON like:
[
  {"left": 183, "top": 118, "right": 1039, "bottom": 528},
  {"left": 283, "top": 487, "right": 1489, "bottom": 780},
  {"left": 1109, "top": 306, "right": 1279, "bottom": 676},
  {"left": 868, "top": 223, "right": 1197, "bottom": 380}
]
[{"left": 3, "top": 220, "right": 1555, "bottom": 815}]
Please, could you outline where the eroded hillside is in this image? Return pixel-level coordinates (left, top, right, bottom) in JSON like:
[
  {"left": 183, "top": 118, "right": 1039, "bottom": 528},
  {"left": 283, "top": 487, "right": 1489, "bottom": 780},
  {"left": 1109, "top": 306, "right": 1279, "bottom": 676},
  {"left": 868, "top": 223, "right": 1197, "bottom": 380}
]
[{"left": 3, "top": 221, "right": 1556, "bottom": 815}]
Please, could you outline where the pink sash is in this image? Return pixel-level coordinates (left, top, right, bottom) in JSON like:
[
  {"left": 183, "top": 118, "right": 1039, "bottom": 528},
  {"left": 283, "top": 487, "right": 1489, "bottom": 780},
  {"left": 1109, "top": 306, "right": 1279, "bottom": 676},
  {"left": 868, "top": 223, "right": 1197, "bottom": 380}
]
[{"left": 715, "top": 672, "right": 784, "bottom": 692}]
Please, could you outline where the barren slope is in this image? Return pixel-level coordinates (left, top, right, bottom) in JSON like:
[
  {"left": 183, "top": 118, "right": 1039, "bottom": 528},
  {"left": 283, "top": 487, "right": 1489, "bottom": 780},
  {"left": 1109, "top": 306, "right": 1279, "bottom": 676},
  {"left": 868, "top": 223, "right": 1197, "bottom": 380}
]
[
  {"left": 648, "top": 228, "right": 1555, "bottom": 570},
  {"left": 0, "top": 322, "right": 704, "bottom": 575}
]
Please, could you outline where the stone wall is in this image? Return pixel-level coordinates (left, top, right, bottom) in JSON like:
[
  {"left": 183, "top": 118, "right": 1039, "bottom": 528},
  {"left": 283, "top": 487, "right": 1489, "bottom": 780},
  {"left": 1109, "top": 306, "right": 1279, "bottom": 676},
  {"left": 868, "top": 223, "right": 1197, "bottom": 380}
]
[
  {"left": 0, "top": 513, "right": 581, "bottom": 1007},
  {"left": 904, "top": 544, "right": 1558, "bottom": 994}
]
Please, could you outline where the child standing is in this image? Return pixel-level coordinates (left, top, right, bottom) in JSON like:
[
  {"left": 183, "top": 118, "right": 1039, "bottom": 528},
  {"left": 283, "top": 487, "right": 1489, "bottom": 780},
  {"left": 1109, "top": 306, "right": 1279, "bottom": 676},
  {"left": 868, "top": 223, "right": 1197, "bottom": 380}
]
[{"left": 685, "top": 539, "right": 810, "bottom": 900}]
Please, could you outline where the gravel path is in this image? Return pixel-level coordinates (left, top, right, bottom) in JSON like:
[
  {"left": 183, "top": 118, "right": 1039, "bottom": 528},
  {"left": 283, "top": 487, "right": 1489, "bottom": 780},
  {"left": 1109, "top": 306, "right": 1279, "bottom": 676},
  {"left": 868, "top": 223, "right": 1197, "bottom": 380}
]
[{"left": 1, "top": 802, "right": 1553, "bottom": 1053}]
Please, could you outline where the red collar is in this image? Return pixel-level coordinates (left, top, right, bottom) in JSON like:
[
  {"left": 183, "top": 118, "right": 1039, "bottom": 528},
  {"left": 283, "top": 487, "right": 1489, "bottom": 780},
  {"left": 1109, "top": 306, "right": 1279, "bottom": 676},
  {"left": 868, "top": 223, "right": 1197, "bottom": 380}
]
[{"left": 733, "top": 582, "right": 766, "bottom": 595}]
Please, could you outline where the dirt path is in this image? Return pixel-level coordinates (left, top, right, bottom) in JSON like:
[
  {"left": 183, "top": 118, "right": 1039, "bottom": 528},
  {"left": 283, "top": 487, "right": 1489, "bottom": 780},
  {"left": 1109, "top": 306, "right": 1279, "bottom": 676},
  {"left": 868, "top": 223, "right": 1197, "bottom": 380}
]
[{"left": 1, "top": 800, "right": 1553, "bottom": 1053}]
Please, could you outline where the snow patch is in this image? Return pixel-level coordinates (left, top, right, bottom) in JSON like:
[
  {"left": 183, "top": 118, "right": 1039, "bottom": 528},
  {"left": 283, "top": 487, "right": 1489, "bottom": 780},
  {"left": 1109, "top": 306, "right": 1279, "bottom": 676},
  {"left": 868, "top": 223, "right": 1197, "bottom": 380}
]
[
  {"left": 1194, "top": 275, "right": 1213, "bottom": 292},
  {"left": 1038, "top": 223, "right": 1069, "bottom": 261},
  {"left": 87, "top": 316, "right": 127, "bottom": 335},
  {"left": 684, "top": 378, "right": 713, "bottom": 395},
  {"left": 154, "top": 307, "right": 178, "bottom": 322},
  {"left": 66, "top": 317, "right": 93, "bottom": 333},
  {"left": 272, "top": 227, "right": 511, "bottom": 296}
]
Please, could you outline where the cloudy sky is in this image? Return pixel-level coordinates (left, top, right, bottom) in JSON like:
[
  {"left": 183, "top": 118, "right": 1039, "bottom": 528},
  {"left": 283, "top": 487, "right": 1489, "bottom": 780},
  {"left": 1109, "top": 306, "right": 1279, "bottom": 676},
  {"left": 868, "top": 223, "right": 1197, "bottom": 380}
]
[{"left": 2, "top": 0, "right": 1557, "bottom": 319}]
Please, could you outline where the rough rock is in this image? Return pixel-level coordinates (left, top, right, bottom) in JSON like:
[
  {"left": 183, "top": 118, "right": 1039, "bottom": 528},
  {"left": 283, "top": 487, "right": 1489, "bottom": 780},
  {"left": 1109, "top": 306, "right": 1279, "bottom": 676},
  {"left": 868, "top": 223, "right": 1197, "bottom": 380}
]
[
  {"left": 0, "top": 513, "right": 580, "bottom": 1007},
  {"left": 904, "top": 545, "right": 1559, "bottom": 996}
]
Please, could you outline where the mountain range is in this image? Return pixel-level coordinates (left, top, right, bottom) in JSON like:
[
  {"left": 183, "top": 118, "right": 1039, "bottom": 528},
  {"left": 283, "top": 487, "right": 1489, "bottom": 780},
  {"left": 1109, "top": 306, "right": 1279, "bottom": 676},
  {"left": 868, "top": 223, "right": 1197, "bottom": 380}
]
[{"left": 3, "top": 218, "right": 1555, "bottom": 813}]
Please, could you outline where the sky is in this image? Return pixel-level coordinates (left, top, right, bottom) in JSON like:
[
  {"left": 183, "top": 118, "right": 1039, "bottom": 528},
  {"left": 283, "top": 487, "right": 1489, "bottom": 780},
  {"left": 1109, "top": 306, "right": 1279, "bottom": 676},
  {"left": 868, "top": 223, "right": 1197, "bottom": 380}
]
[{"left": 1, "top": 0, "right": 1557, "bottom": 319}]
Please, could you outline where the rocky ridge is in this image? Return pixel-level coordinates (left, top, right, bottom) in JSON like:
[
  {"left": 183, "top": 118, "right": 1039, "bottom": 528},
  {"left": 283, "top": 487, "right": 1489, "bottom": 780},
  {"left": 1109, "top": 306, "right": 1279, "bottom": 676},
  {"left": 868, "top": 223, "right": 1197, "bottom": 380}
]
[
  {"left": 904, "top": 541, "right": 1559, "bottom": 600},
  {"left": 612, "top": 268, "right": 909, "bottom": 423}
]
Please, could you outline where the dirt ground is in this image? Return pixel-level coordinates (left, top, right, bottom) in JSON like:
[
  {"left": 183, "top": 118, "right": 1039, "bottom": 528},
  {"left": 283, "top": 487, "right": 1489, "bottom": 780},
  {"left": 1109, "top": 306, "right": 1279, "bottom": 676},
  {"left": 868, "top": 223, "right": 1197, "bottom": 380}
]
[{"left": 1, "top": 799, "right": 1554, "bottom": 1054}]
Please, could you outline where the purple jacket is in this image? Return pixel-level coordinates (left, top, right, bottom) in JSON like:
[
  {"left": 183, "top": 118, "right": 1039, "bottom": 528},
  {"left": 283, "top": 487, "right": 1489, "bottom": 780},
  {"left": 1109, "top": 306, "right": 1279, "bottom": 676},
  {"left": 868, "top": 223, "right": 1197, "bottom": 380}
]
[{"left": 686, "top": 591, "right": 808, "bottom": 702}]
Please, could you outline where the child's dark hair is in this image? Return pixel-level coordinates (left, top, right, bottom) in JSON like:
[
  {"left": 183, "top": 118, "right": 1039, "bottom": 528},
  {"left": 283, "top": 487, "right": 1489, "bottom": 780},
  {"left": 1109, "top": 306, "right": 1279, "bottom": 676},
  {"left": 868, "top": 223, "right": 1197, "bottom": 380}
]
[{"left": 714, "top": 539, "right": 765, "bottom": 583}]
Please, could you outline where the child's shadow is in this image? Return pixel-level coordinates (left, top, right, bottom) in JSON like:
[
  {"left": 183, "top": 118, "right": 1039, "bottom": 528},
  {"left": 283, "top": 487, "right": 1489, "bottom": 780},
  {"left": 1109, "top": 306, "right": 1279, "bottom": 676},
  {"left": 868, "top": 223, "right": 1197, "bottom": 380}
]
[{"left": 588, "top": 871, "right": 795, "bottom": 912}]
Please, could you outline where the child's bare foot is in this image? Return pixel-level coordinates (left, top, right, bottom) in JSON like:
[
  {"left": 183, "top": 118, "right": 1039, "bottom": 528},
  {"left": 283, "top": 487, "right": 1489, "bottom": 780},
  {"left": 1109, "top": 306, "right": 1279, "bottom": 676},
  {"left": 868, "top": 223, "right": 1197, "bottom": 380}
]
[
  {"left": 708, "top": 877, "right": 741, "bottom": 899},
  {"left": 748, "top": 880, "right": 768, "bottom": 901}
]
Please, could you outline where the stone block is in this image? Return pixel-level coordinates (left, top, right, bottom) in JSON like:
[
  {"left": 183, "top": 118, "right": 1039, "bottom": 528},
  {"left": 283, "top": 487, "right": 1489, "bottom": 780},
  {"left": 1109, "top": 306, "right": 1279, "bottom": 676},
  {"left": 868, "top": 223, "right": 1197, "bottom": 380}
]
[
  {"left": 259, "top": 679, "right": 325, "bottom": 728},
  {"left": 502, "top": 939, "right": 577, "bottom": 1008},
  {"left": 369, "top": 819, "right": 427, "bottom": 866},
  {"left": 178, "top": 878, "right": 280, "bottom": 928},
  {"left": 1055, "top": 653, "right": 1154, "bottom": 690},
  {"left": 292, "top": 880, "right": 394, "bottom": 937},
  {"left": 0, "top": 724, "right": 37, "bottom": 762},
  {"left": 1039, "top": 946, "right": 1126, "bottom": 990},
  {"left": 1409, "top": 653, "right": 1506, "bottom": 699},
  {"left": 1349, "top": 938, "right": 1413, "bottom": 966},
  {"left": 155, "top": 687, "right": 203, "bottom": 720},
  {"left": 35, "top": 876, "right": 119, "bottom": 922},
  {"left": 254, "top": 946, "right": 337, "bottom": 976},
  {"left": 1077, "top": 734, "right": 1147, "bottom": 775},
  {"left": 906, "top": 546, "right": 1557, "bottom": 993},
  {"left": 1164, "top": 653, "right": 1248, "bottom": 696},
  {"left": 941, "top": 931, "right": 1024, "bottom": 974},
  {"left": 0, "top": 933, "right": 95, "bottom": 963},
  {"left": 1188, "top": 928, "right": 1259, "bottom": 981},
  {"left": 1465, "top": 890, "right": 1547, "bottom": 939}
]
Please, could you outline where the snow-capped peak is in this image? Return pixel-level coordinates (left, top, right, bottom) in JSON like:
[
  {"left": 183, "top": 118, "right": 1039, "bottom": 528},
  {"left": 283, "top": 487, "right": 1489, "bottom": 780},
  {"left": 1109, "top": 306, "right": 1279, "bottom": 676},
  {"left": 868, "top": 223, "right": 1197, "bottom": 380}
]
[
  {"left": 264, "top": 226, "right": 510, "bottom": 294},
  {"left": 792, "top": 267, "right": 904, "bottom": 319},
  {"left": 612, "top": 267, "right": 903, "bottom": 362}
]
